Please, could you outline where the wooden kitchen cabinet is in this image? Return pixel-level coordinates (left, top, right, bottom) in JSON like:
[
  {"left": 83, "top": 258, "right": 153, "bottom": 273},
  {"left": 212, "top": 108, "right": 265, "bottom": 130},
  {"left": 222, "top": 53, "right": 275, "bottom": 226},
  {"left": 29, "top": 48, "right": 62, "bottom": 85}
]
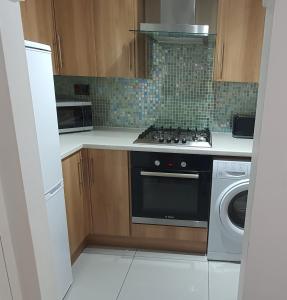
[
  {"left": 88, "top": 149, "right": 130, "bottom": 237},
  {"left": 62, "top": 151, "right": 90, "bottom": 262},
  {"left": 93, "top": 0, "right": 138, "bottom": 78},
  {"left": 21, "top": 0, "right": 145, "bottom": 77},
  {"left": 53, "top": 0, "right": 96, "bottom": 76},
  {"left": 20, "top": 0, "right": 58, "bottom": 73},
  {"left": 214, "top": 0, "right": 266, "bottom": 83}
]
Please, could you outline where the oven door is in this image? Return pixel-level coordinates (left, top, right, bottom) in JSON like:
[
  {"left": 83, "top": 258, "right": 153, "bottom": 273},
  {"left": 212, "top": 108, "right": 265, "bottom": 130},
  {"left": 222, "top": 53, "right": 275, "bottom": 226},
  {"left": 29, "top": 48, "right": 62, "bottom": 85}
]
[{"left": 131, "top": 168, "right": 210, "bottom": 228}]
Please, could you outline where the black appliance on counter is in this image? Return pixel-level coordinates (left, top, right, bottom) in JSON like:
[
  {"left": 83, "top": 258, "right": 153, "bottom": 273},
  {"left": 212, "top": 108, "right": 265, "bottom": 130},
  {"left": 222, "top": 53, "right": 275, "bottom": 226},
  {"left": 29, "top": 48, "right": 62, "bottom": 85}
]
[
  {"left": 232, "top": 114, "right": 255, "bottom": 139},
  {"left": 131, "top": 152, "right": 212, "bottom": 228}
]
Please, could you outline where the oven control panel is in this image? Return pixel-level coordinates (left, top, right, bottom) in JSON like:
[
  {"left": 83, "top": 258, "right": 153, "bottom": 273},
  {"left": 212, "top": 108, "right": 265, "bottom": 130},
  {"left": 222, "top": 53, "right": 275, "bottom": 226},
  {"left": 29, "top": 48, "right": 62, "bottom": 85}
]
[{"left": 131, "top": 151, "right": 212, "bottom": 172}]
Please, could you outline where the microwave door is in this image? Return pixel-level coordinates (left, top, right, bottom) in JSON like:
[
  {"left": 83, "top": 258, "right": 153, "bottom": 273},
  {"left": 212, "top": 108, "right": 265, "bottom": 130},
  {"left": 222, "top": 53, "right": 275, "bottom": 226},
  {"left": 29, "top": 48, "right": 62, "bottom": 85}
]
[{"left": 57, "top": 106, "right": 84, "bottom": 131}]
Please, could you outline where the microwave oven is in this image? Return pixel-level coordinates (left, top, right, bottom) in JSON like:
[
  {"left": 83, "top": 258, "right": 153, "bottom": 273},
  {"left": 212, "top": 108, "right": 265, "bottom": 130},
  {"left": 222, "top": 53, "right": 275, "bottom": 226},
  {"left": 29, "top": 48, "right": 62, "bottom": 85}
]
[{"left": 56, "top": 101, "right": 93, "bottom": 133}]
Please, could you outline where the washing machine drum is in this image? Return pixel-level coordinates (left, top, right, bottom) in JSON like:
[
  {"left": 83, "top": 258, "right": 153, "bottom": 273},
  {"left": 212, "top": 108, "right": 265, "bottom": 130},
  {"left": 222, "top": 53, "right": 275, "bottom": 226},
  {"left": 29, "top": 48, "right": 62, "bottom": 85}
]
[{"left": 219, "top": 180, "right": 249, "bottom": 239}]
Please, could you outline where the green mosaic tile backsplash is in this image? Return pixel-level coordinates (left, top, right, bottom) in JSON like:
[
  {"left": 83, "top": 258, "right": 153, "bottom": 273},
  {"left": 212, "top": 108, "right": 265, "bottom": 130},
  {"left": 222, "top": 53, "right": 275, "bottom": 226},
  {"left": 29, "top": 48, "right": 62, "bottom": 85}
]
[{"left": 54, "top": 40, "right": 258, "bottom": 132}]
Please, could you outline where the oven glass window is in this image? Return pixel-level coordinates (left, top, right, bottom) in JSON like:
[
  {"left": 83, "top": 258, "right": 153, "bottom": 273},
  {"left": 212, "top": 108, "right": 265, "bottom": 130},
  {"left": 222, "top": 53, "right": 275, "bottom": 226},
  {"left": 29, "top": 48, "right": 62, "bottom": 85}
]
[
  {"left": 142, "top": 176, "right": 199, "bottom": 217},
  {"left": 228, "top": 190, "right": 248, "bottom": 229},
  {"left": 57, "top": 107, "right": 84, "bottom": 129}
]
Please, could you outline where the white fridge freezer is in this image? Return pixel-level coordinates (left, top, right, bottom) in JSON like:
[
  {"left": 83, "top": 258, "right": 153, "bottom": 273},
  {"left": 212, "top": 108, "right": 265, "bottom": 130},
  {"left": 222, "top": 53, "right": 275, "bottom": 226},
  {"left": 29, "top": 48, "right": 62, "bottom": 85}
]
[{"left": 25, "top": 41, "right": 73, "bottom": 299}]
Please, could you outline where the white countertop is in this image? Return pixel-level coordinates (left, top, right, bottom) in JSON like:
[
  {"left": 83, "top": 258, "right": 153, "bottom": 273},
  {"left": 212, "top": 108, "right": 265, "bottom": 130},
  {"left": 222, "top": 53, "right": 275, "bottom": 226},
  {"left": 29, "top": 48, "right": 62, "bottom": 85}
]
[{"left": 59, "top": 128, "right": 253, "bottom": 160}]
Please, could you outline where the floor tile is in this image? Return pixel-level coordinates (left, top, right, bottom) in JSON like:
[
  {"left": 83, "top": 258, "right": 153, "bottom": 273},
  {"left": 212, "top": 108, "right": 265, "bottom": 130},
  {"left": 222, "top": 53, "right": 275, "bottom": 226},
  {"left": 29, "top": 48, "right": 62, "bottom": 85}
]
[
  {"left": 135, "top": 249, "right": 207, "bottom": 262},
  {"left": 118, "top": 256, "right": 208, "bottom": 300},
  {"left": 84, "top": 247, "right": 136, "bottom": 257},
  {"left": 64, "top": 252, "right": 133, "bottom": 300},
  {"left": 209, "top": 261, "right": 240, "bottom": 300}
]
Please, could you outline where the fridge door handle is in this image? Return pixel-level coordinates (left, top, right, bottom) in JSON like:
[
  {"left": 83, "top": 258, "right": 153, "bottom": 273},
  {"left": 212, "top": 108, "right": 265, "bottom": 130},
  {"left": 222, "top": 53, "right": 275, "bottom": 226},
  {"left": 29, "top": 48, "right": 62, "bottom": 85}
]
[{"left": 45, "top": 181, "right": 63, "bottom": 199}]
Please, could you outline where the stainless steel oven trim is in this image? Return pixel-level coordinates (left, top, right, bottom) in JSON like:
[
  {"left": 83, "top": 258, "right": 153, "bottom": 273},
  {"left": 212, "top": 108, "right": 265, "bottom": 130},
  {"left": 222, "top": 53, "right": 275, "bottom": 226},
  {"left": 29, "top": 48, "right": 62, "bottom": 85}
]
[
  {"left": 132, "top": 217, "right": 208, "bottom": 228},
  {"left": 56, "top": 101, "right": 92, "bottom": 107},
  {"left": 140, "top": 171, "right": 199, "bottom": 179},
  {"left": 59, "top": 126, "right": 93, "bottom": 134}
]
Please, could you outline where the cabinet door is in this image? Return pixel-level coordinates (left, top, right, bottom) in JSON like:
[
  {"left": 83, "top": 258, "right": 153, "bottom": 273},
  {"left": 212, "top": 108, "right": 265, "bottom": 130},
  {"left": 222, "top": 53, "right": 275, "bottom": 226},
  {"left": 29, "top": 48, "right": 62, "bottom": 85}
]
[
  {"left": 214, "top": 0, "right": 265, "bottom": 83},
  {"left": 62, "top": 151, "right": 89, "bottom": 260},
  {"left": 53, "top": 0, "right": 96, "bottom": 76},
  {"left": 20, "top": 0, "right": 58, "bottom": 73},
  {"left": 93, "top": 0, "right": 136, "bottom": 78},
  {"left": 89, "top": 150, "right": 130, "bottom": 237}
]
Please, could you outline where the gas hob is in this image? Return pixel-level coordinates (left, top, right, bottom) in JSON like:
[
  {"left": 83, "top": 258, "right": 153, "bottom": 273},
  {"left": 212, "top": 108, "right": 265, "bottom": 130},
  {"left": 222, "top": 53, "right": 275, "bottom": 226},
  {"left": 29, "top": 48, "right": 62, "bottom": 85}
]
[{"left": 134, "top": 126, "right": 212, "bottom": 148}]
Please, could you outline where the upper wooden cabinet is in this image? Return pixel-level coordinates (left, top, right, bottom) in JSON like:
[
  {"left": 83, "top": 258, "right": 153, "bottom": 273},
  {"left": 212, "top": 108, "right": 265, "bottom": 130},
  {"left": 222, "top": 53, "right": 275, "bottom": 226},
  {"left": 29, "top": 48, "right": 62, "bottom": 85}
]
[
  {"left": 214, "top": 0, "right": 266, "bottom": 83},
  {"left": 53, "top": 0, "right": 97, "bottom": 77},
  {"left": 20, "top": 0, "right": 58, "bottom": 73},
  {"left": 93, "top": 0, "right": 136, "bottom": 78},
  {"left": 21, "top": 0, "right": 144, "bottom": 78},
  {"left": 88, "top": 149, "right": 130, "bottom": 237}
]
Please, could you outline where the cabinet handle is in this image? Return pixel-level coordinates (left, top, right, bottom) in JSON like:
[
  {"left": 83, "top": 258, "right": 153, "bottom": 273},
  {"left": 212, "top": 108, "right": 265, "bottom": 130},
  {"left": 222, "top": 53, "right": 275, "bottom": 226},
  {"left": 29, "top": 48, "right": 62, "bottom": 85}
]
[
  {"left": 57, "top": 33, "right": 63, "bottom": 70},
  {"left": 80, "top": 157, "right": 84, "bottom": 186},
  {"left": 77, "top": 161, "right": 83, "bottom": 194},
  {"left": 53, "top": 39, "right": 60, "bottom": 73},
  {"left": 129, "top": 42, "right": 133, "bottom": 72},
  {"left": 220, "top": 42, "right": 225, "bottom": 79},
  {"left": 90, "top": 158, "right": 94, "bottom": 185}
]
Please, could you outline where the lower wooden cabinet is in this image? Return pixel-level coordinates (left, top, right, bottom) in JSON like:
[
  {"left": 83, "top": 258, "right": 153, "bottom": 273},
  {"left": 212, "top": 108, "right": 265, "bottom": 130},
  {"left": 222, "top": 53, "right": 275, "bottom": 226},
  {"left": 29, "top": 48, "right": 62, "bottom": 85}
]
[
  {"left": 62, "top": 149, "right": 208, "bottom": 256},
  {"left": 88, "top": 149, "right": 130, "bottom": 237},
  {"left": 62, "top": 151, "right": 90, "bottom": 261}
]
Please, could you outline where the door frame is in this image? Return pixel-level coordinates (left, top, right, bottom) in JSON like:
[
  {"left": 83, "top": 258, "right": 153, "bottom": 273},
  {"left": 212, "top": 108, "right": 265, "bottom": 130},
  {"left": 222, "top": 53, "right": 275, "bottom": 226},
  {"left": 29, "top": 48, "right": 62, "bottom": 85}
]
[
  {"left": 239, "top": 1, "right": 287, "bottom": 300},
  {"left": 0, "top": 1, "right": 57, "bottom": 299},
  {"left": 1, "top": 0, "right": 286, "bottom": 300}
]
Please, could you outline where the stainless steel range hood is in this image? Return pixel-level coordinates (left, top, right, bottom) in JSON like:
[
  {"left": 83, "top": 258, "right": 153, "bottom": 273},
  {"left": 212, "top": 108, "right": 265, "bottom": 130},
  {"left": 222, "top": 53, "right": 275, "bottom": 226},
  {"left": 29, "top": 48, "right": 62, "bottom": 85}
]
[{"left": 139, "top": 0, "right": 218, "bottom": 44}]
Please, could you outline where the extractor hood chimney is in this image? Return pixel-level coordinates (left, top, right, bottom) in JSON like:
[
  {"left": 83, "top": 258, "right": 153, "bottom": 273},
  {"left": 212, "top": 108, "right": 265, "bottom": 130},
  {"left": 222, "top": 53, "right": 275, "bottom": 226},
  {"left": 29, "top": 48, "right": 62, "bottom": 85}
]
[{"left": 139, "top": 0, "right": 218, "bottom": 43}]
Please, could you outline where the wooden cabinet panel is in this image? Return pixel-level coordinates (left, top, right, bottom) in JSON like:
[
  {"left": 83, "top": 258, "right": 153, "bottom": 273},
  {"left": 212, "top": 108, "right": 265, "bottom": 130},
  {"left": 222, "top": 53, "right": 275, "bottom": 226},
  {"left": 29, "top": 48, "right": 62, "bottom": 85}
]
[
  {"left": 53, "top": 0, "right": 96, "bottom": 76},
  {"left": 20, "top": 0, "right": 58, "bottom": 73},
  {"left": 214, "top": 0, "right": 265, "bottom": 83},
  {"left": 89, "top": 149, "right": 130, "bottom": 237},
  {"left": 131, "top": 224, "right": 207, "bottom": 253},
  {"left": 132, "top": 224, "right": 207, "bottom": 243},
  {"left": 93, "top": 0, "right": 136, "bottom": 78},
  {"left": 62, "top": 151, "right": 89, "bottom": 261}
]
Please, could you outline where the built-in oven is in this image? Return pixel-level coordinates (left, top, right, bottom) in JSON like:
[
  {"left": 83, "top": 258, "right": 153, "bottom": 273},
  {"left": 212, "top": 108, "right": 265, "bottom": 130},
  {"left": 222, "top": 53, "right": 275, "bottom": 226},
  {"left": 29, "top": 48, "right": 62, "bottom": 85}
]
[
  {"left": 56, "top": 101, "right": 93, "bottom": 133},
  {"left": 131, "top": 152, "right": 212, "bottom": 228}
]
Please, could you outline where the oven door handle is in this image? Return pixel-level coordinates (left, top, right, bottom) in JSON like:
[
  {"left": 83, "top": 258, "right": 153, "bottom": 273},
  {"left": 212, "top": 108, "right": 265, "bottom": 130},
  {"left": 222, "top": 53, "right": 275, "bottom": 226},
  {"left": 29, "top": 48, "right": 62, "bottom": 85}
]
[{"left": 140, "top": 171, "right": 199, "bottom": 179}]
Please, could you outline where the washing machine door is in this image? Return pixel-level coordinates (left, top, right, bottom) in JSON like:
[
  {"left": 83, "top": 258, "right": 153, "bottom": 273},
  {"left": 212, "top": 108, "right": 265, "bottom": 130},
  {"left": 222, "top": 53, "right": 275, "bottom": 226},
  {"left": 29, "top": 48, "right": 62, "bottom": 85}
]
[{"left": 219, "top": 179, "right": 249, "bottom": 239}]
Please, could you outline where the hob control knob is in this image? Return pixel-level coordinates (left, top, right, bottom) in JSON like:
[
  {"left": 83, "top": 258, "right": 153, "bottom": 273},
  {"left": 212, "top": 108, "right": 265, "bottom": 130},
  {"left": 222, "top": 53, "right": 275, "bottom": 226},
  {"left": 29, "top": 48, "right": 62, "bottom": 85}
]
[
  {"left": 154, "top": 160, "right": 161, "bottom": 167},
  {"left": 174, "top": 138, "right": 179, "bottom": 143},
  {"left": 182, "top": 138, "right": 187, "bottom": 144},
  {"left": 166, "top": 137, "right": 172, "bottom": 143},
  {"left": 159, "top": 137, "right": 164, "bottom": 143},
  {"left": 181, "top": 161, "right": 187, "bottom": 168}
]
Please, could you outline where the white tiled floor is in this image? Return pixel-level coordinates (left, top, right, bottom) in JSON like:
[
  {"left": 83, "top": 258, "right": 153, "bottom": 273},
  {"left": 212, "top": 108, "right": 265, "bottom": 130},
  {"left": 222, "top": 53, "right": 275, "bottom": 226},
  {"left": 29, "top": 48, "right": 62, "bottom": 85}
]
[
  {"left": 209, "top": 261, "right": 241, "bottom": 300},
  {"left": 65, "top": 247, "right": 240, "bottom": 300}
]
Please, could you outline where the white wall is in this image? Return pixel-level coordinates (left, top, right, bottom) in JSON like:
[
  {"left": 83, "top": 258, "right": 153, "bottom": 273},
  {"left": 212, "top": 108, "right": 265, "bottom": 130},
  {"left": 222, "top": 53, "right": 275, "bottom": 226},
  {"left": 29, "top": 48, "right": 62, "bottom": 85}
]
[
  {"left": 239, "top": 0, "right": 287, "bottom": 299},
  {"left": 0, "top": 1, "right": 57, "bottom": 299}
]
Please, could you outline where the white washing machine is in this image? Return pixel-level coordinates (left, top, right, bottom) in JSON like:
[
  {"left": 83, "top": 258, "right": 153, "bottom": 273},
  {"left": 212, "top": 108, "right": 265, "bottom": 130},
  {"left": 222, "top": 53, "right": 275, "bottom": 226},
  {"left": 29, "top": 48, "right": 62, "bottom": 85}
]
[{"left": 207, "top": 159, "right": 251, "bottom": 262}]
